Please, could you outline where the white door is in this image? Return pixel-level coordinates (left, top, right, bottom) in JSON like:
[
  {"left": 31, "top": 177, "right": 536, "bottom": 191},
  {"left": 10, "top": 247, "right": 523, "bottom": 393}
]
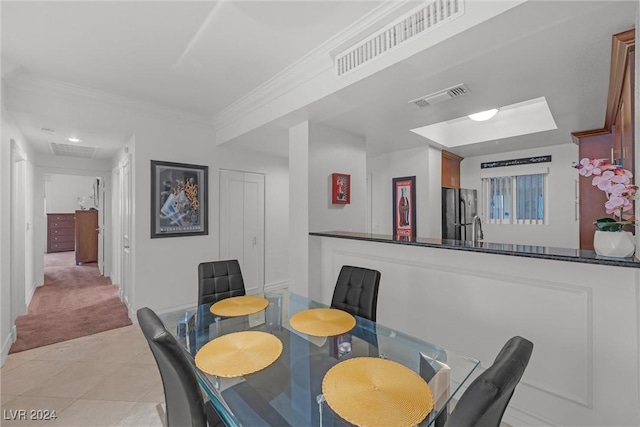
[
  {"left": 120, "top": 155, "right": 133, "bottom": 309},
  {"left": 219, "top": 170, "right": 265, "bottom": 294},
  {"left": 97, "top": 178, "right": 104, "bottom": 275},
  {"left": 11, "top": 140, "right": 27, "bottom": 317}
]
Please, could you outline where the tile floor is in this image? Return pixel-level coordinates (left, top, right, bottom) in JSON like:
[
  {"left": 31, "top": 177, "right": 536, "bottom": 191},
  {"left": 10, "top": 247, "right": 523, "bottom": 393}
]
[
  {"left": 2, "top": 325, "right": 513, "bottom": 427},
  {"left": 1, "top": 325, "right": 165, "bottom": 427}
]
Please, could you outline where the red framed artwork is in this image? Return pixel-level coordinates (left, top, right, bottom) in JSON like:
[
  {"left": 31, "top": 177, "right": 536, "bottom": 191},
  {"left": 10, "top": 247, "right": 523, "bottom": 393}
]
[
  {"left": 392, "top": 176, "right": 416, "bottom": 238},
  {"left": 331, "top": 173, "right": 350, "bottom": 204}
]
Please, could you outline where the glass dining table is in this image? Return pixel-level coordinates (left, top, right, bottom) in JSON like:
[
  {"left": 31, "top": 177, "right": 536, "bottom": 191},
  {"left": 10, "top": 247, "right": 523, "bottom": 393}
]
[{"left": 159, "top": 290, "right": 479, "bottom": 427}]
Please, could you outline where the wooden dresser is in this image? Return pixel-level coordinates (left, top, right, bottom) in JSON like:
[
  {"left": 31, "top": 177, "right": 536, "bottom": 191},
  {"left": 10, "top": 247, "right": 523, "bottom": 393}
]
[
  {"left": 47, "top": 213, "right": 75, "bottom": 253},
  {"left": 75, "top": 209, "right": 98, "bottom": 265}
]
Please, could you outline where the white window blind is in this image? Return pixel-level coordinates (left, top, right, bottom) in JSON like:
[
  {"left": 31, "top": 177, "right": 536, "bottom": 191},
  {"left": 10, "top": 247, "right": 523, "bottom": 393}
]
[
  {"left": 486, "top": 176, "right": 511, "bottom": 223},
  {"left": 482, "top": 172, "right": 546, "bottom": 225},
  {"left": 515, "top": 174, "right": 545, "bottom": 224}
]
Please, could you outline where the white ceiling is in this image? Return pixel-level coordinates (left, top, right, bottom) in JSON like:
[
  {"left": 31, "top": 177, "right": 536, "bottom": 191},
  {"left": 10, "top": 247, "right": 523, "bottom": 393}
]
[
  {"left": 306, "top": 0, "right": 637, "bottom": 158},
  {"left": 1, "top": 0, "right": 637, "bottom": 160}
]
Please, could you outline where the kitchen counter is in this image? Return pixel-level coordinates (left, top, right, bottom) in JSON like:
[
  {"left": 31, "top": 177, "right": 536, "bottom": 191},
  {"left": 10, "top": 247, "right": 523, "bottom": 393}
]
[
  {"left": 309, "top": 230, "right": 640, "bottom": 269},
  {"left": 308, "top": 231, "right": 640, "bottom": 426}
]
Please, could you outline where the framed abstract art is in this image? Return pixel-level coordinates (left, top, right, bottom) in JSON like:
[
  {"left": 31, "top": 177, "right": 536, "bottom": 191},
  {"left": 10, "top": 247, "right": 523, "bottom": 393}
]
[{"left": 151, "top": 160, "right": 208, "bottom": 238}]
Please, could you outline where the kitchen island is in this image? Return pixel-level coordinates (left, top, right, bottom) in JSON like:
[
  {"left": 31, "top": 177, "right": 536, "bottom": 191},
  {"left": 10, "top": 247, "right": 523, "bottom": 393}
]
[{"left": 309, "top": 231, "right": 640, "bottom": 427}]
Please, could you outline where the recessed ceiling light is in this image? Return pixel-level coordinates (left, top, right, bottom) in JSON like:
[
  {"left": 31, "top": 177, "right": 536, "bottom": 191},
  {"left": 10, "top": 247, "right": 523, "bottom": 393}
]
[
  {"left": 68, "top": 137, "right": 81, "bottom": 143},
  {"left": 468, "top": 109, "right": 499, "bottom": 121},
  {"left": 410, "top": 97, "right": 557, "bottom": 148}
]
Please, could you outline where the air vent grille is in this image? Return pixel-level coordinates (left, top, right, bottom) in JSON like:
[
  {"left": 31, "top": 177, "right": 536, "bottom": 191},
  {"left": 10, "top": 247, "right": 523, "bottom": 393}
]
[
  {"left": 409, "top": 83, "right": 469, "bottom": 107},
  {"left": 50, "top": 142, "right": 98, "bottom": 159},
  {"left": 335, "top": 0, "right": 465, "bottom": 77}
]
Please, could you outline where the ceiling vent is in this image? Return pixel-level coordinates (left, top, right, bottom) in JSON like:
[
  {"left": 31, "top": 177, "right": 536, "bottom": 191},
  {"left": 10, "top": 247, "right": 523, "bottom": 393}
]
[
  {"left": 335, "top": 0, "right": 465, "bottom": 77},
  {"left": 49, "top": 142, "right": 98, "bottom": 159},
  {"left": 409, "top": 83, "right": 469, "bottom": 108}
]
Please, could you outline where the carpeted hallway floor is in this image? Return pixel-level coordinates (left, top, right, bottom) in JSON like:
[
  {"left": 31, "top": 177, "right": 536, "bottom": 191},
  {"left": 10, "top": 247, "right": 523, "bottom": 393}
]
[{"left": 9, "top": 252, "right": 132, "bottom": 354}]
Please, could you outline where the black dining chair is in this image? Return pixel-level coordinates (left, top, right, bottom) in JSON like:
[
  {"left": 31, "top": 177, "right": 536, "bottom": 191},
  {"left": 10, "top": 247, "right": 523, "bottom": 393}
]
[
  {"left": 137, "top": 307, "right": 225, "bottom": 427},
  {"left": 444, "top": 336, "right": 534, "bottom": 427},
  {"left": 330, "top": 265, "right": 381, "bottom": 322},
  {"left": 198, "top": 260, "right": 246, "bottom": 305}
]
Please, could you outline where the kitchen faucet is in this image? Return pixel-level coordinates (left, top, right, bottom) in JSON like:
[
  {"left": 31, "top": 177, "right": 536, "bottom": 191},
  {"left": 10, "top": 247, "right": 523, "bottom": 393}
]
[{"left": 471, "top": 215, "right": 484, "bottom": 242}]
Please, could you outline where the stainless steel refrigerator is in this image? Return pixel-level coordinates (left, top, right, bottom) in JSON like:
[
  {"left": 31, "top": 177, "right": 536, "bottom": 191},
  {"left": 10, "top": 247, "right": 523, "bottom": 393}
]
[{"left": 442, "top": 188, "right": 478, "bottom": 241}]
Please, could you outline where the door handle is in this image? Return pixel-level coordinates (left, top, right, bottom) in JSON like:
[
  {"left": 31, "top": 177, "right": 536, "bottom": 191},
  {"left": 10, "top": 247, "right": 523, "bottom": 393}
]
[{"left": 252, "top": 237, "right": 257, "bottom": 246}]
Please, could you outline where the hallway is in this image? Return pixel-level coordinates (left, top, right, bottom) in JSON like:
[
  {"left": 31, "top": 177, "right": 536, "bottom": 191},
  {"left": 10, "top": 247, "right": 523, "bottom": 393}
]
[{"left": 9, "top": 252, "right": 131, "bottom": 354}]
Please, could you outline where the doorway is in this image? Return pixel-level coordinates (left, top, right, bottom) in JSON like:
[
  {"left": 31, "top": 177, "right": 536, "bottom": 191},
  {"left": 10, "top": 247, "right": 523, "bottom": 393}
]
[
  {"left": 44, "top": 173, "right": 102, "bottom": 266},
  {"left": 219, "top": 169, "right": 265, "bottom": 294},
  {"left": 8, "top": 167, "right": 131, "bottom": 354},
  {"left": 119, "top": 154, "right": 133, "bottom": 310},
  {"left": 33, "top": 167, "right": 112, "bottom": 294}
]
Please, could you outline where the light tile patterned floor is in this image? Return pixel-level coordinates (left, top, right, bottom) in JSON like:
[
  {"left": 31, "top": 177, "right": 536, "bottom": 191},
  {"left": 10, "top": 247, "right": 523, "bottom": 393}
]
[
  {"left": 1, "top": 325, "right": 165, "bottom": 427},
  {"left": 1, "top": 325, "right": 514, "bottom": 427}
]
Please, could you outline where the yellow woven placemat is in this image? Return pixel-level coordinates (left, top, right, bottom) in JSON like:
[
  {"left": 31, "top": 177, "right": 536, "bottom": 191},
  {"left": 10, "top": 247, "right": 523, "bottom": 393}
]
[
  {"left": 322, "top": 357, "right": 434, "bottom": 427},
  {"left": 195, "top": 331, "right": 282, "bottom": 378},
  {"left": 210, "top": 295, "right": 269, "bottom": 317},
  {"left": 289, "top": 308, "right": 356, "bottom": 337}
]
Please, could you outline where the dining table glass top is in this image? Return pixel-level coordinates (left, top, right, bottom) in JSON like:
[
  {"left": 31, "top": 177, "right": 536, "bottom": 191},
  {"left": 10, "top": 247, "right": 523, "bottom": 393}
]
[{"left": 159, "top": 290, "right": 479, "bottom": 427}]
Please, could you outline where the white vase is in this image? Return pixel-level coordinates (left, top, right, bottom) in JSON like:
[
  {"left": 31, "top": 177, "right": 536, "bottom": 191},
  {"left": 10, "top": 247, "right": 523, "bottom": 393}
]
[{"left": 593, "top": 230, "right": 635, "bottom": 258}]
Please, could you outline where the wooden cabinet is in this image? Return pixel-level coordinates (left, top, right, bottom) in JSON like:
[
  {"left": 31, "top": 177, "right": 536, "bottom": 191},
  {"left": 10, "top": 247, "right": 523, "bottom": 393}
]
[
  {"left": 442, "top": 150, "right": 463, "bottom": 188},
  {"left": 75, "top": 210, "right": 98, "bottom": 265},
  {"left": 614, "top": 46, "right": 634, "bottom": 172},
  {"left": 47, "top": 213, "right": 75, "bottom": 253},
  {"left": 572, "top": 29, "right": 635, "bottom": 250}
]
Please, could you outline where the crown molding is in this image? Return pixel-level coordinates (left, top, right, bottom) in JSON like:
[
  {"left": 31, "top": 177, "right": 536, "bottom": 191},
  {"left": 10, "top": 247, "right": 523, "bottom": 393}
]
[
  {"left": 5, "top": 72, "right": 214, "bottom": 128},
  {"left": 212, "top": 0, "right": 416, "bottom": 132}
]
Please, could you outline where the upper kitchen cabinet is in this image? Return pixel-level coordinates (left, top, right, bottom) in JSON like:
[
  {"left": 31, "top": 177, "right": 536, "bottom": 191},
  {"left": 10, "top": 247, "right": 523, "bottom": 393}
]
[
  {"left": 442, "top": 150, "right": 463, "bottom": 189},
  {"left": 572, "top": 29, "right": 635, "bottom": 250}
]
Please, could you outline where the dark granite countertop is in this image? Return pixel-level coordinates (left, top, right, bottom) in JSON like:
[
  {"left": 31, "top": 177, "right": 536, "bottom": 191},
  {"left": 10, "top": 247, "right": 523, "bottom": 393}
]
[{"left": 309, "top": 231, "right": 640, "bottom": 269}]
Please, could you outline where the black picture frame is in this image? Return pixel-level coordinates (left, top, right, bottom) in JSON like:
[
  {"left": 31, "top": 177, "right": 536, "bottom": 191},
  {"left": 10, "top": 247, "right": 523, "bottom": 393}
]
[
  {"left": 392, "top": 176, "right": 417, "bottom": 239},
  {"left": 150, "top": 160, "right": 208, "bottom": 238}
]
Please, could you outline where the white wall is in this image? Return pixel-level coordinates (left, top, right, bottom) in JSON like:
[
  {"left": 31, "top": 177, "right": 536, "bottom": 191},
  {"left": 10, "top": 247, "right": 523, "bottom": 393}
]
[
  {"left": 45, "top": 174, "right": 98, "bottom": 213},
  {"left": 1, "top": 95, "right": 36, "bottom": 365},
  {"left": 460, "top": 143, "right": 579, "bottom": 249},
  {"left": 0, "top": 86, "right": 8, "bottom": 366},
  {"left": 368, "top": 145, "right": 441, "bottom": 238},
  {"left": 309, "top": 123, "right": 367, "bottom": 233},
  {"left": 4, "top": 82, "right": 290, "bottom": 319},
  {"left": 131, "top": 121, "right": 289, "bottom": 313},
  {"left": 289, "top": 121, "right": 310, "bottom": 297}
]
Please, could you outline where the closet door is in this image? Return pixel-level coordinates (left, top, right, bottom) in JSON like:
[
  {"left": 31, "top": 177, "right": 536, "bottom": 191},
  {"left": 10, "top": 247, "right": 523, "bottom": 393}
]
[{"left": 219, "top": 170, "right": 265, "bottom": 293}]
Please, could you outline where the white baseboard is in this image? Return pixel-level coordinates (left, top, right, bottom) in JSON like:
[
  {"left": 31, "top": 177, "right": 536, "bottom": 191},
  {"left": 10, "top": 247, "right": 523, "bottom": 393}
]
[
  {"left": 503, "top": 404, "right": 559, "bottom": 426},
  {"left": 122, "top": 295, "right": 136, "bottom": 324},
  {"left": 155, "top": 301, "right": 199, "bottom": 316},
  {"left": 1, "top": 327, "right": 15, "bottom": 367},
  {"left": 134, "top": 283, "right": 290, "bottom": 326},
  {"left": 25, "top": 282, "right": 36, "bottom": 307},
  {"left": 264, "top": 280, "right": 288, "bottom": 291}
]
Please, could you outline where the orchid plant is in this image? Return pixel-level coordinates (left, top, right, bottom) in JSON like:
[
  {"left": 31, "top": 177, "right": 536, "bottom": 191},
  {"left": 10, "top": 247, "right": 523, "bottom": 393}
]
[{"left": 573, "top": 158, "right": 637, "bottom": 232}]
